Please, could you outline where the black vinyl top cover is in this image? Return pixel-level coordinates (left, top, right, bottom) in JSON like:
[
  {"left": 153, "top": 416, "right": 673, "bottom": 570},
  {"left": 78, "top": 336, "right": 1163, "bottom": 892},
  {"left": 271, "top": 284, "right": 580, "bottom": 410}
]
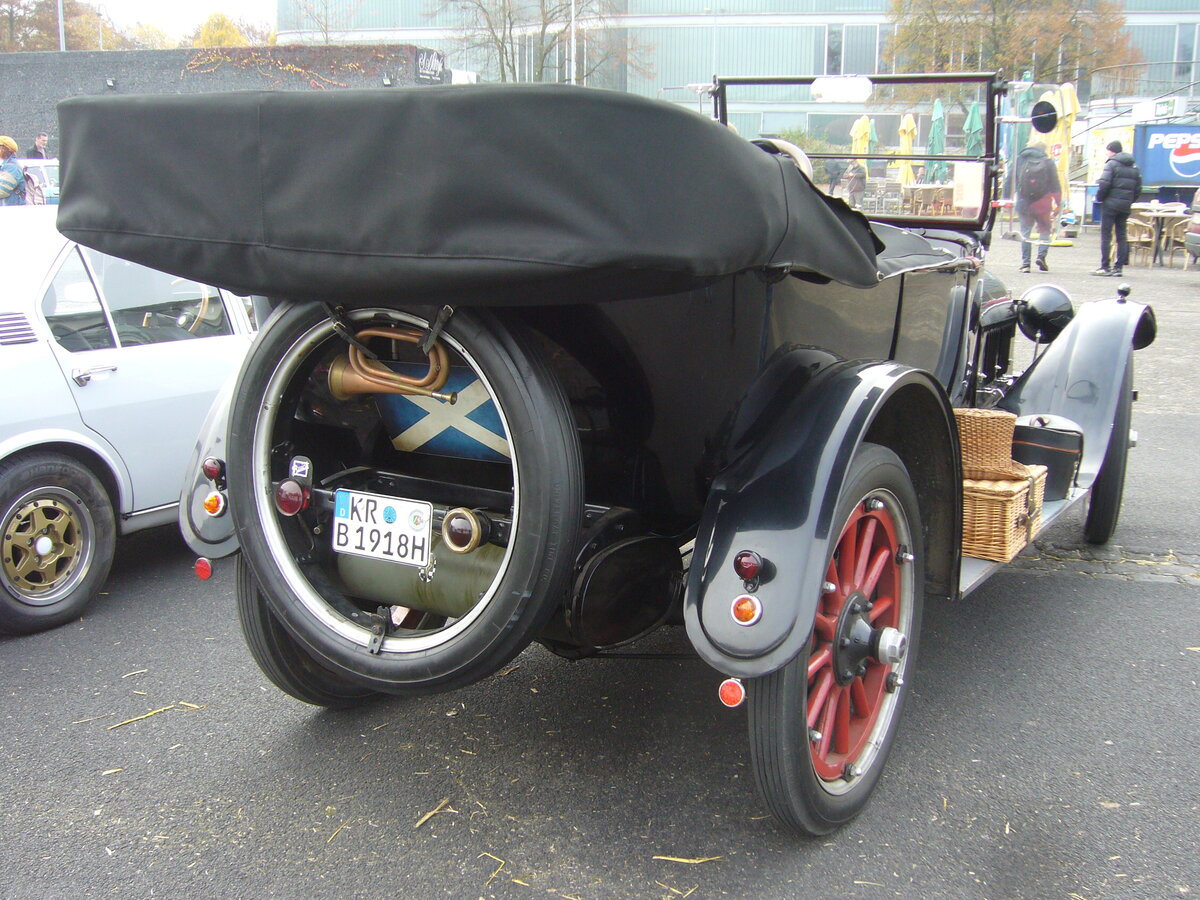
[{"left": 57, "top": 84, "right": 883, "bottom": 304}]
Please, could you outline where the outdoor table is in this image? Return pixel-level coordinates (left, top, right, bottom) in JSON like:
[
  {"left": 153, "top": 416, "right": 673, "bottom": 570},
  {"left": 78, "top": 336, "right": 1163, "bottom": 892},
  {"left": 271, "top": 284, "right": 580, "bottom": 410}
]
[
  {"left": 902, "top": 183, "right": 948, "bottom": 215},
  {"left": 1131, "top": 203, "right": 1189, "bottom": 266}
]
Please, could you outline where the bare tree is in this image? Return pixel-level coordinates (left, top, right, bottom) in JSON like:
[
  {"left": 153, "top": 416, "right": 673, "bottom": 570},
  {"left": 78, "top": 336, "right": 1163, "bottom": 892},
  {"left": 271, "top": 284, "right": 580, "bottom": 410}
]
[
  {"left": 439, "top": 0, "right": 651, "bottom": 85},
  {"left": 291, "top": 0, "right": 363, "bottom": 45},
  {"left": 887, "top": 0, "right": 1139, "bottom": 86}
]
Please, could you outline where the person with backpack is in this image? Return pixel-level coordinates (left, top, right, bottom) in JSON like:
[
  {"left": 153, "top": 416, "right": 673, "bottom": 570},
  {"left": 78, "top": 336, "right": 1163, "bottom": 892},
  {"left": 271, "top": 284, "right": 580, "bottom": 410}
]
[
  {"left": 0, "top": 136, "right": 27, "bottom": 207},
  {"left": 1014, "top": 142, "right": 1061, "bottom": 272},
  {"left": 1093, "top": 140, "right": 1143, "bottom": 277}
]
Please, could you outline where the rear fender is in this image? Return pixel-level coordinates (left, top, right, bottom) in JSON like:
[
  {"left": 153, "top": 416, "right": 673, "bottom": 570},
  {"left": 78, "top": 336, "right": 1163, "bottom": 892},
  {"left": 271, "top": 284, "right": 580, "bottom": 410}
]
[
  {"left": 684, "top": 353, "right": 959, "bottom": 678},
  {"left": 178, "top": 373, "right": 239, "bottom": 557},
  {"left": 178, "top": 298, "right": 298, "bottom": 557},
  {"left": 998, "top": 295, "right": 1155, "bottom": 485}
]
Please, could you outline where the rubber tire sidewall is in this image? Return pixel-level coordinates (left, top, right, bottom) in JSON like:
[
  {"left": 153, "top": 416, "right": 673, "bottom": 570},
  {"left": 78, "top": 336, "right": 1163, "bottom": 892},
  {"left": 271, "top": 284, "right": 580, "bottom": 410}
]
[
  {"left": 0, "top": 452, "right": 116, "bottom": 635},
  {"left": 227, "top": 302, "right": 583, "bottom": 695},
  {"left": 235, "top": 554, "right": 380, "bottom": 708},
  {"left": 748, "top": 443, "right": 924, "bottom": 836},
  {"left": 1084, "top": 356, "right": 1132, "bottom": 544}
]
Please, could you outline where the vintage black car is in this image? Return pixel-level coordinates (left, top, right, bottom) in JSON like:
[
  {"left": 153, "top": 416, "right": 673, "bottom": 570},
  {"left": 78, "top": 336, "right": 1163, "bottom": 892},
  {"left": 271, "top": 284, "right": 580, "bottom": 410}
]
[{"left": 56, "top": 72, "right": 1155, "bottom": 836}]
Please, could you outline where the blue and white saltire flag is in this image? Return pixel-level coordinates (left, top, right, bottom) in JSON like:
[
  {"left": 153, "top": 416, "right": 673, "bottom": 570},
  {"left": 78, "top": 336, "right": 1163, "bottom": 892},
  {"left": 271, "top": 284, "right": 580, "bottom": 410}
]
[{"left": 376, "top": 366, "right": 510, "bottom": 463}]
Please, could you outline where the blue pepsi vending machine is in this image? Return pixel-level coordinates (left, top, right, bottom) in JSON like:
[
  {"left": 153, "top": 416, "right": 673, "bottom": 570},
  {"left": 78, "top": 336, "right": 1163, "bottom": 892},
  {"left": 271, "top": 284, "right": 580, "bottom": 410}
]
[{"left": 1134, "top": 123, "right": 1200, "bottom": 203}]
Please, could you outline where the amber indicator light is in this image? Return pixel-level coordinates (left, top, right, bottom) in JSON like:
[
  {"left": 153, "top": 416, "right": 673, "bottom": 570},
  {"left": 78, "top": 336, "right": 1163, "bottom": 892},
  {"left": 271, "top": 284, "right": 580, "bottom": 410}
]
[
  {"left": 731, "top": 594, "right": 762, "bottom": 625},
  {"left": 202, "top": 490, "right": 226, "bottom": 517}
]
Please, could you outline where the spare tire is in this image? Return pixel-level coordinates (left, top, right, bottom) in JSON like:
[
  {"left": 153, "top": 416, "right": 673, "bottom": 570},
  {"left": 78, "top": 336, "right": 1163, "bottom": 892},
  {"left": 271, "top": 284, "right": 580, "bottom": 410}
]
[{"left": 226, "top": 302, "right": 582, "bottom": 695}]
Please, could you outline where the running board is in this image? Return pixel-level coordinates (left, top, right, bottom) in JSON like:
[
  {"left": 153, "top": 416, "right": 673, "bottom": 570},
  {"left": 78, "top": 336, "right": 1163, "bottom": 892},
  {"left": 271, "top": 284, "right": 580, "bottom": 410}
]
[{"left": 958, "top": 487, "right": 1089, "bottom": 598}]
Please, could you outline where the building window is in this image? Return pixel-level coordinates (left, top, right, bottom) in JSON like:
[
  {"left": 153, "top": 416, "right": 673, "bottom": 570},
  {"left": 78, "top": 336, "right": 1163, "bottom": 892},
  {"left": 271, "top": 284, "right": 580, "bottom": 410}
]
[
  {"left": 843, "top": 24, "right": 877, "bottom": 75},
  {"left": 877, "top": 24, "right": 895, "bottom": 74},
  {"left": 826, "top": 24, "right": 842, "bottom": 75}
]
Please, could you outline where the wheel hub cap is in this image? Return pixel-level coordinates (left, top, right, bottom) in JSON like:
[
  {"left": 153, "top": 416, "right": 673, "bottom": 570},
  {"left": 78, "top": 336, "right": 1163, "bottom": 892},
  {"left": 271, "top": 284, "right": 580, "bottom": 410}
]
[{"left": 2, "top": 498, "right": 81, "bottom": 593}]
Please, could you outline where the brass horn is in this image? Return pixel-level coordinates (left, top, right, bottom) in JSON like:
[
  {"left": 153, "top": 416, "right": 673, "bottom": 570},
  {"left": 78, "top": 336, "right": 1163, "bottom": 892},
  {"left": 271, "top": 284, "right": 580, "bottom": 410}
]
[{"left": 328, "top": 326, "right": 457, "bottom": 403}]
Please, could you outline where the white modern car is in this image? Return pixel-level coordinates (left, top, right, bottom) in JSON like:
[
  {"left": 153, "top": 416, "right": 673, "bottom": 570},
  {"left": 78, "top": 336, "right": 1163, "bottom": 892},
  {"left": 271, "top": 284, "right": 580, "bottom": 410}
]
[{"left": 0, "top": 206, "right": 255, "bottom": 633}]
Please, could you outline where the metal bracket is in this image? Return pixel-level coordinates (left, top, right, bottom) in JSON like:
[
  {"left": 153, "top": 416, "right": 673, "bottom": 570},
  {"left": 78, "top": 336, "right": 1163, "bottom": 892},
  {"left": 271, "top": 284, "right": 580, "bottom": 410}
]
[
  {"left": 367, "top": 607, "right": 390, "bottom": 654},
  {"left": 421, "top": 305, "right": 455, "bottom": 355},
  {"left": 323, "top": 303, "right": 377, "bottom": 359}
]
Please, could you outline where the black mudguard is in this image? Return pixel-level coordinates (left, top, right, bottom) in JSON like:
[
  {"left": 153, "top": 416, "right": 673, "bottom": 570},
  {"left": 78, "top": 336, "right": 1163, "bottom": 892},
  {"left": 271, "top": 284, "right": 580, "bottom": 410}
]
[
  {"left": 998, "top": 295, "right": 1155, "bottom": 486},
  {"left": 684, "top": 350, "right": 960, "bottom": 679}
]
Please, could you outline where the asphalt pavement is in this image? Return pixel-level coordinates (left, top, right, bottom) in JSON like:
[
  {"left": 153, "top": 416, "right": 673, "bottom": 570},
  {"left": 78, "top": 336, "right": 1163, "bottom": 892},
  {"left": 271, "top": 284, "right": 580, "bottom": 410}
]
[{"left": 1, "top": 225, "right": 1196, "bottom": 900}]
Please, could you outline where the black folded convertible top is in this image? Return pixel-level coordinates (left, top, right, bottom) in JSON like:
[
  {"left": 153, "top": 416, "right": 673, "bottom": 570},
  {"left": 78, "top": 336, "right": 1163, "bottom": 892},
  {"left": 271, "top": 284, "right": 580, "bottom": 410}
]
[{"left": 57, "top": 84, "right": 882, "bottom": 304}]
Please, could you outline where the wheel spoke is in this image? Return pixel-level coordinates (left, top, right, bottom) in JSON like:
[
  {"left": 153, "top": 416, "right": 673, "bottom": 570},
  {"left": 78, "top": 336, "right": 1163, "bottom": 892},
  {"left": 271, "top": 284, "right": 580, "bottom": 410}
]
[
  {"left": 807, "top": 644, "right": 832, "bottom": 680},
  {"left": 818, "top": 685, "right": 839, "bottom": 758},
  {"left": 834, "top": 685, "right": 851, "bottom": 755},
  {"left": 823, "top": 560, "right": 842, "bottom": 614},
  {"left": 850, "top": 674, "right": 871, "bottom": 716},
  {"left": 807, "top": 666, "right": 834, "bottom": 728},
  {"left": 861, "top": 546, "right": 891, "bottom": 598},
  {"left": 837, "top": 519, "right": 858, "bottom": 590},
  {"left": 867, "top": 595, "right": 894, "bottom": 624},
  {"left": 11, "top": 547, "right": 38, "bottom": 580},
  {"left": 28, "top": 507, "right": 55, "bottom": 534},
  {"left": 813, "top": 612, "right": 836, "bottom": 641},
  {"left": 853, "top": 517, "right": 877, "bottom": 588}
]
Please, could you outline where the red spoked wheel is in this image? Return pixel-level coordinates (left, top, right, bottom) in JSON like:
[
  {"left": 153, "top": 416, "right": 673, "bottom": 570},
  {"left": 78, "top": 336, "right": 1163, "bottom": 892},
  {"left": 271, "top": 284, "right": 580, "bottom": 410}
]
[
  {"left": 808, "top": 490, "right": 908, "bottom": 785},
  {"left": 748, "top": 443, "right": 923, "bottom": 835}
]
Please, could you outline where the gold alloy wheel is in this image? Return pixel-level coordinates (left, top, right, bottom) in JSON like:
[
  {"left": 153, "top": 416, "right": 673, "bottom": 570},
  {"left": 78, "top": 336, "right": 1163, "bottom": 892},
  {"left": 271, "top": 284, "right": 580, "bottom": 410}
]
[{"left": 2, "top": 496, "right": 83, "bottom": 598}]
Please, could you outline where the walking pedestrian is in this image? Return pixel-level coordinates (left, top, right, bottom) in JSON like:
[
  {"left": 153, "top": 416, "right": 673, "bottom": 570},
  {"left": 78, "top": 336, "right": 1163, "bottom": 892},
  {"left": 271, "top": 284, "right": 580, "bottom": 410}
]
[
  {"left": 1093, "top": 140, "right": 1142, "bottom": 277},
  {"left": 1014, "top": 142, "right": 1061, "bottom": 272}
]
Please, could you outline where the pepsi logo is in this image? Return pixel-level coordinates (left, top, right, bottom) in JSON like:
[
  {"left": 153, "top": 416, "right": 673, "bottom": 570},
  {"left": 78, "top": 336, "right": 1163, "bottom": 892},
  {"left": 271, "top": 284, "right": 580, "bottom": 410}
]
[{"left": 1169, "top": 140, "right": 1200, "bottom": 179}]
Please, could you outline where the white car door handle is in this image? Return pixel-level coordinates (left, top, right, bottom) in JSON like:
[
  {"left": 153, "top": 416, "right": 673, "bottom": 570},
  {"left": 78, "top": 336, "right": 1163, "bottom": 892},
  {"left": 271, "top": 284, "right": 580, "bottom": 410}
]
[{"left": 71, "top": 364, "right": 118, "bottom": 386}]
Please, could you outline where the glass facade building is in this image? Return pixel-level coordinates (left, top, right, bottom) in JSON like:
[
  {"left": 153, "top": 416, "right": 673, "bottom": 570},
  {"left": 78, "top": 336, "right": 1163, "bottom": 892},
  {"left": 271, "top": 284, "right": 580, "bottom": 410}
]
[{"left": 275, "top": 0, "right": 1200, "bottom": 107}]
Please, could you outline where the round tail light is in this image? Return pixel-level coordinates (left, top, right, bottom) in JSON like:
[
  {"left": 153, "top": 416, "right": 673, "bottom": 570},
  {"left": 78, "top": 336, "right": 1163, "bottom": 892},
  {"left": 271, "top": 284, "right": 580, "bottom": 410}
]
[
  {"left": 201, "top": 457, "right": 226, "bottom": 483},
  {"left": 274, "top": 480, "right": 309, "bottom": 516},
  {"left": 733, "top": 550, "right": 762, "bottom": 581},
  {"left": 441, "top": 507, "right": 488, "bottom": 553}
]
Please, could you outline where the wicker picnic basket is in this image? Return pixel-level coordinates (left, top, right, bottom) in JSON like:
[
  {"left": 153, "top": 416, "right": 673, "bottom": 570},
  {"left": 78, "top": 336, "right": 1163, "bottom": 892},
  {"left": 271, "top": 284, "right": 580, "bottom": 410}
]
[
  {"left": 961, "top": 466, "right": 1048, "bottom": 561},
  {"left": 954, "top": 408, "right": 1048, "bottom": 561}
]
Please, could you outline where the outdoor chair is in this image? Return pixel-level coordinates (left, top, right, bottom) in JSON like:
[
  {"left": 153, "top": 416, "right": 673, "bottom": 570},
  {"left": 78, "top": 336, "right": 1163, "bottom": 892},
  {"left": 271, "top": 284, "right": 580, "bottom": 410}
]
[
  {"left": 1164, "top": 218, "right": 1191, "bottom": 269},
  {"left": 1125, "top": 218, "right": 1155, "bottom": 267}
]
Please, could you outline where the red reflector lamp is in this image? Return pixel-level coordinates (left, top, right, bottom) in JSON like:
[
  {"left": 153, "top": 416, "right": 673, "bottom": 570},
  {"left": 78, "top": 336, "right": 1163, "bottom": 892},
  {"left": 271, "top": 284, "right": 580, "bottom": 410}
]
[
  {"left": 733, "top": 549, "right": 762, "bottom": 581},
  {"left": 442, "top": 507, "right": 485, "bottom": 553},
  {"left": 718, "top": 677, "right": 746, "bottom": 708},
  {"left": 274, "top": 479, "right": 309, "bottom": 516},
  {"left": 194, "top": 558, "right": 213, "bottom": 580},
  {"left": 201, "top": 457, "right": 225, "bottom": 483},
  {"left": 731, "top": 594, "right": 762, "bottom": 626},
  {"left": 202, "top": 490, "right": 226, "bottom": 517}
]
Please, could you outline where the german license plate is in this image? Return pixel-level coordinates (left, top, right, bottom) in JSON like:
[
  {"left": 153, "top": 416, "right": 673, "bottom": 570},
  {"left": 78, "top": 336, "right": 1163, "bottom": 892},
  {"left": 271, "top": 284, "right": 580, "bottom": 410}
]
[{"left": 331, "top": 489, "right": 432, "bottom": 568}]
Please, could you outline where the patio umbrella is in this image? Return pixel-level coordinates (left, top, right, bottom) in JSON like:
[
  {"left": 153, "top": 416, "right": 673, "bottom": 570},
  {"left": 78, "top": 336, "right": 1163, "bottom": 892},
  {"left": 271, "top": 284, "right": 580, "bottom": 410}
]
[
  {"left": 963, "top": 101, "right": 984, "bottom": 158},
  {"left": 850, "top": 115, "right": 871, "bottom": 157},
  {"left": 927, "top": 99, "right": 947, "bottom": 182},
  {"left": 898, "top": 112, "right": 917, "bottom": 187}
]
